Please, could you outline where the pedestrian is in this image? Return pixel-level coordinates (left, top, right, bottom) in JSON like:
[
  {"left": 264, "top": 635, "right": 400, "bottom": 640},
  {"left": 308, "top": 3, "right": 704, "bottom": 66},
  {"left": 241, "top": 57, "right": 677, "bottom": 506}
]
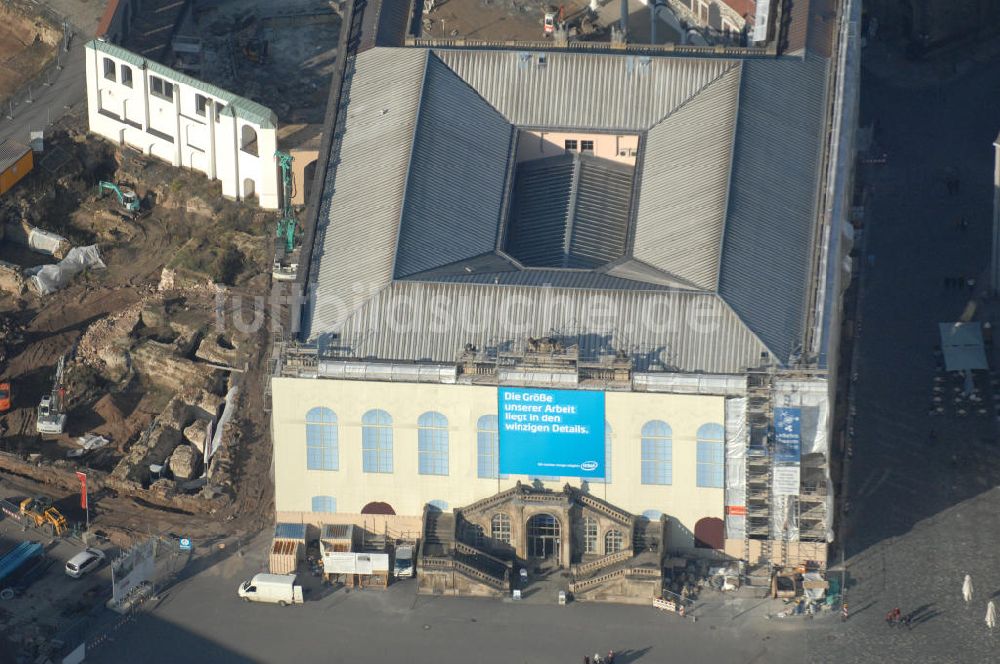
[
  {"left": 593, "top": 654, "right": 602, "bottom": 664},
  {"left": 900, "top": 613, "right": 912, "bottom": 629},
  {"left": 584, "top": 657, "right": 590, "bottom": 664},
  {"left": 893, "top": 607, "right": 902, "bottom": 625},
  {"left": 607, "top": 651, "right": 615, "bottom": 664},
  {"left": 885, "top": 609, "right": 895, "bottom": 626},
  {"left": 968, "top": 277, "right": 976, "bottom": 291}
]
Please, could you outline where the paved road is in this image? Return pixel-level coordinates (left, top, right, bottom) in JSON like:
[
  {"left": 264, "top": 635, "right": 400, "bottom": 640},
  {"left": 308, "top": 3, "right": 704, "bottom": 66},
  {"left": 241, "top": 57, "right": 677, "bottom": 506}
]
[
  {"left": 807, "top": 36, "right": 1000, "bottom": 664},
  {"left": 91, "top": 532, "right": 813, "bottom": 664},
  {"left": 0, "top": 0, "right": 106, "bottom": 146}
]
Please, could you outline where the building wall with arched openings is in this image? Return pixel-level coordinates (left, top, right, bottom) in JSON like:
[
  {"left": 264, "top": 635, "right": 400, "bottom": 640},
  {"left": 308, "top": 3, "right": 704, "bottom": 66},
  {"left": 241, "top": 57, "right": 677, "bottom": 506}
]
[{"left": 272, "top": 376, "right": 726, "bottom": 550}]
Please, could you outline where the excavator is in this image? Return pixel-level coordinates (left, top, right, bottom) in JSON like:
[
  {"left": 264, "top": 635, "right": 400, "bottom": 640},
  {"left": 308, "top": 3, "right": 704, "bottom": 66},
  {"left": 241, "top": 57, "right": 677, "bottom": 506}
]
[
  {"left": 272, "top": 151, "right": 299, "bottom": 281},
  {"left": 20, "top": 496, "right": 68, "bottom": 536},
  {"left": 97, "top": 181, "right": 142, "bottom": 219},
  {"left": 36, "top": 354, "right": 67, "bottom": 436}
]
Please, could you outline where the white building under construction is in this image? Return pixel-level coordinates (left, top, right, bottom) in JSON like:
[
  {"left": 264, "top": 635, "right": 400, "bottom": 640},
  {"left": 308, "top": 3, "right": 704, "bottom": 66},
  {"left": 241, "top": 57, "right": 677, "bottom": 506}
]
[{"left": 267, "top": 0, "right": 859, "bottom": 584}]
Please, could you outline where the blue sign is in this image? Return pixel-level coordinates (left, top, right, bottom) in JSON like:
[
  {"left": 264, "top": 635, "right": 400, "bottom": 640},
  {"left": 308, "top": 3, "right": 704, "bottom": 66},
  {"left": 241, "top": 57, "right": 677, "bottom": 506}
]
[
  {"left": 179, "top": 538, "right": 192, "bottom": 551},
  {"left": 773, "top": 408, "right": 801, "bottom": 465},
  {"left": 498, "top": 387, "right": 605, "bottom": 477}
]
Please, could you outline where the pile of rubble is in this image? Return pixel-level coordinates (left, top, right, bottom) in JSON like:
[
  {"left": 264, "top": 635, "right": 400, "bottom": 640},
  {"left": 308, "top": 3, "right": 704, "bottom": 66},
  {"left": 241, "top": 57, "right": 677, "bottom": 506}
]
[{"left": 110, "top": 387, "right": 222, "bottom": 486}]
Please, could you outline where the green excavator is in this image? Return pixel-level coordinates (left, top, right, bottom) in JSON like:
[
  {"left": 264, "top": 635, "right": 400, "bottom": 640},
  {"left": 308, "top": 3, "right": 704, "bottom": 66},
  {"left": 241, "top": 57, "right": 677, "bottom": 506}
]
[
  {"left": 97, "top": 181, "right": 141, "bottom": 219},
  {"left": 272, "top": 151, "right": 299, "bottom": 281}
]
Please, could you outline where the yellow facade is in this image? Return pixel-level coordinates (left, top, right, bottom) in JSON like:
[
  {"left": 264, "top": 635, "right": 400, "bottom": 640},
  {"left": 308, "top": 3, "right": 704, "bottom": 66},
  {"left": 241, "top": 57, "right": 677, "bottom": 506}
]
[{"left": 271, "top": 377, "right": 725, "bottom": 549}]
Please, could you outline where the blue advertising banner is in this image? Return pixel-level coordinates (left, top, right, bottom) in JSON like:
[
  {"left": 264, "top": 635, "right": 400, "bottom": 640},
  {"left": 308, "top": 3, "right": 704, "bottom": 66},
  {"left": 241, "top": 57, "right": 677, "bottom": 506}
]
[
  {"left": 773, "top": 407, "right": 802, "bottom": 465},
  {"left": 498, "top": 387, "right": 605, "bottom": 478}
]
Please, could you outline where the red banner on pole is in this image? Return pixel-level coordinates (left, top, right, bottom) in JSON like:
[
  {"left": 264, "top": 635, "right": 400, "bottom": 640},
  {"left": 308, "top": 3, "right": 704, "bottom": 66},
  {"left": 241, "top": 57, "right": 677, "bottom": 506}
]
[{"left": 75, "top": 471, "right": 87, "bottom": 510}]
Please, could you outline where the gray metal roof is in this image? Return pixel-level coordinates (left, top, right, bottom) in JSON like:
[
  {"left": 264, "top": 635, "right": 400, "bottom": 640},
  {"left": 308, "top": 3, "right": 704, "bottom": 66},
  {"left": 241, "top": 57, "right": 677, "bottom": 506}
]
[
  {"left": 327, "top": 281, "right": 768, "bottom": 374},
  {"left": 304, "top": 46, "right": 834, "bottom": 373},
  {"left": 572, "top": 156, "right": 634, "bottom": 266},
  {"left": 632, "top": 65, "right": 742, "bottom": 291},
  {"left": 307, "top": 48, "right": 428, "bottom": 336},
  {"left": 505, "top": 153, "right": 633, "bottom": 269},
  {"left": 0, "top": 140, "right": 30, "bottom": 172},
  {"left": 505, "top": 156, "right": 576, "bottom": 267},
  {"left": 88, "top": 40, "right": 277, "bottom": 129},
  {"left": 434, "top": 50, "right": 738, "bottom": 131},
  {"left": 394, "top": 55, "right": 513, "bottom": 278},
  {"left": 717, "top": 54, "right": 831, "bottom": 364}
]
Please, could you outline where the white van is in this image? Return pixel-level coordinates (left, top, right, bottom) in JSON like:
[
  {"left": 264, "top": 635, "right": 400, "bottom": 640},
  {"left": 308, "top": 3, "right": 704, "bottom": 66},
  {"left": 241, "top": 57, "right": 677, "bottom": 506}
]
[
  {"left": 394, "top": 545, "right": 414, "bottom": 579},
  {"left": 237, "top": 573, "right": 303, "bottom": 606}
]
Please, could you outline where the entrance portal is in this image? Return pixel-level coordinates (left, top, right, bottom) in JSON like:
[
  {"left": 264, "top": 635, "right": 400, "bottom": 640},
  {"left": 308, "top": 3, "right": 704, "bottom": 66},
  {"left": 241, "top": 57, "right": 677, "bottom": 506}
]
[{"left": 526, "top": 513, "right": 561, "bottom": 560}]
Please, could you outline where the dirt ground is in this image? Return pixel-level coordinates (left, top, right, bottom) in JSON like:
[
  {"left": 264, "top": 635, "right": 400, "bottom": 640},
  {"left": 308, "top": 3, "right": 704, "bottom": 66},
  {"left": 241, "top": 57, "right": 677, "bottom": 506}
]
[
  {"left": 179, "top": 0, "right": 341, "bottom": 126},
  {"left": 0, "top": 2, "right": 61, "bottom": 101},
  {"left": 421, "top": 0, "right": 593, "bottom": 41},
  {"left": 0, "top": 107, "right": 277, "bottom": 543}
]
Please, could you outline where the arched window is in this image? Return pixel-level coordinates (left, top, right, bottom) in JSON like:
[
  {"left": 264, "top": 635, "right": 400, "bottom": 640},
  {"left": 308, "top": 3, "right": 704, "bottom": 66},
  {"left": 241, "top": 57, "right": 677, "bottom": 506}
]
[
  {"left": 641, "top": 420, "right": 672, "bottom": 485},
  {"left": 305, "top": 407, "right": 338, "bottom": 471},
  {"left": 417, "top": 412, "right": 449, "bottom": 476},
  {"left": 477, "top": 415, "right": 507, "bottom": 479},
  {"left": 696, "top": 423, "right": 725, "bottom": 488},
  {"left": 604, "top": 529, "right": 624, "bottom": 555},
  {"left": 491, "top": 513, "right": 511, "bottom": 544},
  {"left": 311, "top": 496, "right": 336, "bottom": 513},
  {"left": 583, "top": 516, "right": 599, "bottom": 554},
  {"left": 362, "top": 409, "right": 393, "bottom": 473},
  {"left": 240, "top": 124, "right": 258, "bottom": 156}
]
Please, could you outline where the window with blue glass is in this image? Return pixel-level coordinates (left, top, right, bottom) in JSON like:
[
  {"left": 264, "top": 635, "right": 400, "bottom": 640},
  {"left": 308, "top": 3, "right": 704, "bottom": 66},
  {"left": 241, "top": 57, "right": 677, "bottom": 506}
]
[
  {"left": 476, "top": 415, "right": 507, "bottom": 479},
  {"left": 311, "top": 496, "right": 336, "bottom": 513},
  {"left": 641, "top": 420, "right": 672, "bottom": 485},
  {"left": 305, "top": 407, "right": 338, "bottom": 471},
  {"left": 417, "top": 411, "right": 449, "bottom": 476},
  {"left": 696, "top": 423, "right": 725, "bottom": 488},
  {"left": 362, "top": 409, "right": 393, "bottom": 473}
]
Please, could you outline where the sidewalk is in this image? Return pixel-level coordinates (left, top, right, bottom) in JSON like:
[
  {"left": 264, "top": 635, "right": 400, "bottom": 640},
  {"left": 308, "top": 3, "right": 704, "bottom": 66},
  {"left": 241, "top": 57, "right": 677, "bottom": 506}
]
[
  {"left": 862, "top": 33, "right": 1000, "bottom": 89},
  {"left": 0, "top": 0, "right": 107, "bottom": 146}
]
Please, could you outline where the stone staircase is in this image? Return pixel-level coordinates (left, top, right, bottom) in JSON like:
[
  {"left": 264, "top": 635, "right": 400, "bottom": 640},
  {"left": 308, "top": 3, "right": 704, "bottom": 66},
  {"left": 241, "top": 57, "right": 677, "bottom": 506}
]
[
  {"left": 422, "top": 510, "right": 454, "bottom": 558},
  {"left": 573, "top": 491, "right": 633, "bottom": 528}
]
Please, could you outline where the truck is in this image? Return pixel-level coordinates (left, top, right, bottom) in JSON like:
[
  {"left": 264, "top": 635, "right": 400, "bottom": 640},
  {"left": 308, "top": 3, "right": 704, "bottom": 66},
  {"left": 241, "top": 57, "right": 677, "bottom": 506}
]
[
  {"left": 237, "top": 573, "right": 303, "bottom": 606},
  {"left": 394, "top": 545, "right": 414, "bottom": 579}
]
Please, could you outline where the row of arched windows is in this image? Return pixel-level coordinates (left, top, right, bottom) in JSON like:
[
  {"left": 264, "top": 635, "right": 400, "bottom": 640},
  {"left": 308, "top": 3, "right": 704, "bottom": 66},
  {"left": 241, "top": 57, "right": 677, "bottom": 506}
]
[{"left": 305, "top": 408, "right": 724, "bottom": 487}]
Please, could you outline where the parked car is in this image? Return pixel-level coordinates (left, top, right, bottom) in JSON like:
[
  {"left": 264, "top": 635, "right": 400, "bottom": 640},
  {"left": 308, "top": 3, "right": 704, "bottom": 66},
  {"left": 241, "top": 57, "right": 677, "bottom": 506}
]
[
  {"left": 65, "top": 548, "right": 106, "bottom": 578},
  {"left": 0, "top": 382, "right": 11, "bottom": 413}
]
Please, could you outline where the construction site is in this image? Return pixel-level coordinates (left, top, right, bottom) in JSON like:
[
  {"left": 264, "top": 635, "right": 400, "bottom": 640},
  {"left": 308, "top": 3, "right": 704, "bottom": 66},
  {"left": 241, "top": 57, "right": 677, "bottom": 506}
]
[{"left": 0, "top": 0, "right": 348, "bottom": 657}]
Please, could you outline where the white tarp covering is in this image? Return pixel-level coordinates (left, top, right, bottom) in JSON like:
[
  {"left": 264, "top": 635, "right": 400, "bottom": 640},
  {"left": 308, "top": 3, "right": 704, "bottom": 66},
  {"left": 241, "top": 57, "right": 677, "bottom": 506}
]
[
  {"left": 26, "top": 245, "right": 105, "bottom": 295},
  {"left": 206, "top": 386, "right": 238, "bottom": 462},
  {"left": 724, "top": 397, "right": 747, "bottom": 540},
  {"left": 773, "top": 380, "right": 829, "bottom": 457},
  {"left": 27, "top": 228, "right": 67, "bottom": 256},
  {"left": 774, "top": 378, "right": 833, "bottom": 542}
]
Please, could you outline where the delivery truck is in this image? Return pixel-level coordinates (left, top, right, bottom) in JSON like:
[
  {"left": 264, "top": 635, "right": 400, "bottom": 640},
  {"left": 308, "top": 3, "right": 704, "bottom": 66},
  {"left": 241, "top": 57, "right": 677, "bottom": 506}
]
[{"left": 237, "top": 573, "right": 304, "bottom": 606}]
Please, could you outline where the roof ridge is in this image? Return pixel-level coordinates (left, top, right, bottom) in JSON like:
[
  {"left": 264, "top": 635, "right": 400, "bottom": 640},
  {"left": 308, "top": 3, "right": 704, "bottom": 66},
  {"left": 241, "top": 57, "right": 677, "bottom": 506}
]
[{"left": 646, "top": 60, "right": 743, "bottom": 131}]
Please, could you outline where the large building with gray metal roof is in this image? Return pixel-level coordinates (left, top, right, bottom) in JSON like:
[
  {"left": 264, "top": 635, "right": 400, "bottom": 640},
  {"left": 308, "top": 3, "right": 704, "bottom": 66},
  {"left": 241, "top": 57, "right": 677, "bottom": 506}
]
[{"left": 269, "top": 0, "right": 859, "bottom": 578}]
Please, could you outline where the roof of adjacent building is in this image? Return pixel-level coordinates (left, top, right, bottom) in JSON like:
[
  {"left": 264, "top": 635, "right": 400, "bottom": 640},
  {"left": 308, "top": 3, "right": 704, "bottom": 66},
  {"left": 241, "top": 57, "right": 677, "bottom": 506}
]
[
  {"left": 303, "top": 44, "right": 833, "bottom": 374},
  {"left": 87, "top": 40, "right": 278, "bottom": 129}
]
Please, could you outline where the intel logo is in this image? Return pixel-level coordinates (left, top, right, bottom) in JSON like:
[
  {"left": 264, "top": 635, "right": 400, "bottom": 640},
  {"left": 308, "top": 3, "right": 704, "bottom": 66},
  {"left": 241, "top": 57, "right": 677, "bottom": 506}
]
[{"left": 580, "top": 461, "right": 599, "bottom": 472}]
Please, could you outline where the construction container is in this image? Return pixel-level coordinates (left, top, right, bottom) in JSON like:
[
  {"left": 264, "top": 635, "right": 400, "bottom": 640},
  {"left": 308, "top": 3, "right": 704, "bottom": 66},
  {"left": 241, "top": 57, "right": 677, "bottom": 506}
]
[
  {"left": 269, "top": 523, "right": 307, "bottom": 574},
  {"left": 0, "top": 141, "right": 33, "bottom": 197},
  {"left": 269, "top": 539, "right": 301, "bottom": 574}
]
